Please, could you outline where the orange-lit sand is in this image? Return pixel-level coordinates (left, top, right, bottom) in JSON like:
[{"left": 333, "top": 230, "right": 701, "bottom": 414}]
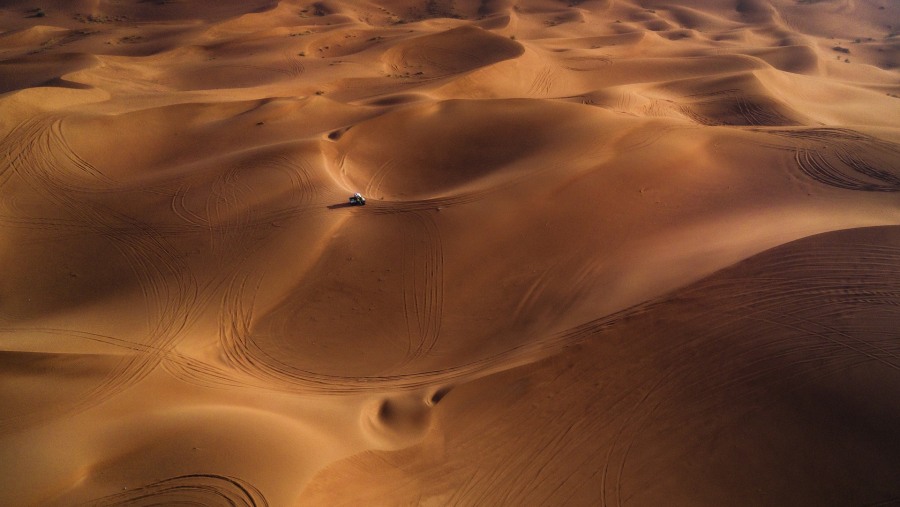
[{"left": 1, "top": 1, "right": 899, "bottom": 505}]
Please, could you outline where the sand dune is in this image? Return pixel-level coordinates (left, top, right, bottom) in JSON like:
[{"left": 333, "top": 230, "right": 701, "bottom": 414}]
[
  {"left": 0, "top": 0, "right": 898, "bottom": 505},
  {"left": 301, "top": 225, "right": 900, "bottom": 506}
]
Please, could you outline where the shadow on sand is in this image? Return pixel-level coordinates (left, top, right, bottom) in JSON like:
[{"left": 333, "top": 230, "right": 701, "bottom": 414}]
[{"left": 327, "top": 202, "right": 354, "bottom": 210}]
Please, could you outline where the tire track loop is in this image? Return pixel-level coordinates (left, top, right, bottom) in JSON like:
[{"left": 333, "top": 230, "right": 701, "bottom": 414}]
[
  {"left": 166, "top": 140, "right": 570, "bottom": 235},
  {"left": 270, "top": 153, "right": 319, "bottom": 205},
  {"left": 204, "top": 157, "right": 269, "bottom": 259},
  {"left": 794, "top": 148, "right": 899, "bottom": 192},
  {"left": 759, "top": 127, "right": 874, "bottom": 142},
  {"left": 170, "top": 181, "right": 209, "bottom": 229},
  {"left": 85, "top": 473, "right": 268, "bottom": 507},
  {"left": 755, "top": 127, "right": 900, "bottom": 192},
  {"left": 200, "top": 154, "right": 311, "bottom": 270},
  {"left": 174, "top": 271, "right": 658, "bottom": 394},
  {"left": 5, "top": 116, "right": 115, "bottom": 192},
  {"left": 167, "top": 153, "right": 322, "bottom": 234},
  {"left": 168, "top": 231, "right": 900, "bottom": 396},
  {"left": 1, "top": 114, "right": 202, "bottom": 412},
  {"left": 167, "top": 159, "right": 308, "bottom": 390},
  {"left": 163, "top": 167, "right": 900, "bottom": 398}
]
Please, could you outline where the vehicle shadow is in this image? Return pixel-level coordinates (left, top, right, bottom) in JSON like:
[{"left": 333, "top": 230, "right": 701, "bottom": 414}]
[{"left": 327, "top": 202, "right": 354, "bottom": 210}]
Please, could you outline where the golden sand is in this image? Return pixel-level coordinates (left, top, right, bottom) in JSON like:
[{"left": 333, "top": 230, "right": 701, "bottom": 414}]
[{"left": 1, "top": 1, "right": 899, "bottom": 504}]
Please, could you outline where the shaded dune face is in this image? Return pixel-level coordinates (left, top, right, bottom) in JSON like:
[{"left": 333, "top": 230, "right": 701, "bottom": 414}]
[
  {"left": 0, "top": 52, "right": 98, "bottom": 93},
  {"left": 381, "top": 25, "right": 524, "bottom": 76},
  {"left": 655, "top": 71, "right": 810, "bottom": 126},
  {"left": 300, "top": 225, "right": 900, "bottom": 506},
  {"left": 332, "top": 99, "right": 582, "bottom": 199},
  {"left": 758, "top": 128, "right": 900, "bottom": 192},
  {"left": 0, "top": 0, "right": 899, "bottom": 505},
  {"left": 678, "top": 92, "right": 803, "bottom": 126}
]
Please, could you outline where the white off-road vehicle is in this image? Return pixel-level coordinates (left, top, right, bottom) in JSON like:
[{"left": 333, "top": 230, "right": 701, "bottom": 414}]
[{"left": 349, "top": 192, "right": 366, "bottom": 206}]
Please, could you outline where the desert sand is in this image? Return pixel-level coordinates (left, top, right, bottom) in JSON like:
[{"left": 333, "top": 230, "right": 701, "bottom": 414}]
[{"left": 1, "top": 0, "right": 899, "bottom": 505}]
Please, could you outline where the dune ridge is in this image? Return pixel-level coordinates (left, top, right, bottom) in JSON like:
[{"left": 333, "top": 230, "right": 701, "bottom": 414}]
[{"left": 0, "top": 0, "right": 898, "bottom": 505}]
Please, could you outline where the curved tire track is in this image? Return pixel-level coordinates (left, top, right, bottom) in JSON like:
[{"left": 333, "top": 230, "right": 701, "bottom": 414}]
[
  {"left": 398, "top": 210, "right": 444, "bottom": 366},
  {"left": 0, "top": 114, "right": 202, "bottom": 414},
  {"left": 86, "top": 474, "right": 267, "bottom": 507},
  {"left": 759, "top": 127, "right": 900, "bottom": 192}
]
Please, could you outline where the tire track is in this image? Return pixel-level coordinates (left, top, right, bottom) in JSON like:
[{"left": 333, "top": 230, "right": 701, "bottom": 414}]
[
  {"left": 0, "top": 327, "right": 156, "bottom": 355},
  {"left": 363, "top": 158, "right": 396, "bottom": 199},
  {"left": 51, "top": 118, "right": 117, "bottom": 188},
  {"left": 85, "top": 474, "right": 267, "bottom": 507},
  {"left": 678, "top": 95, "right": 797, "bottom": 126},
  {"left": 528, "top": 66, "right": 554, "bottom": 96},
  {"left": 159, "top": 218, "right": 900, "bottom": 403},
  {"left": 601, "top": 363, "right": 681, "bottom": 507},
  {"left": 562, "top": 54, "right": 612, "bottom": 71},
  {"left": 0, "top": 326, "right": 168, "bottom": 432},
  {"left": 170, "top": 182, "right": 210, "bottom": 229},
  {"left": 175, "top": 269, "right": 656, "bottom": 395},
  {"left": 167, "top": 152, "right": 323, "bottom": 234},
  {"left": 270, "top": 154, "right": 318, "bottom": 205},
  {"left": 613, "top": 122, "right": 686, "bottom": 152},
  {"left": 757, "top": 127, "right": 900, "bottom": 192},
  {"left": 0, "top": 114, "right": 203, "bottom": 414},
  {"left": 657, "top": 236, "right": 900, "bottom": 408},
  {"left": 593, "top": 229, "right": 900, "bottom": 506},
  {"left": 398, "top": 210, "right": 444, "bottom": 366}
]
